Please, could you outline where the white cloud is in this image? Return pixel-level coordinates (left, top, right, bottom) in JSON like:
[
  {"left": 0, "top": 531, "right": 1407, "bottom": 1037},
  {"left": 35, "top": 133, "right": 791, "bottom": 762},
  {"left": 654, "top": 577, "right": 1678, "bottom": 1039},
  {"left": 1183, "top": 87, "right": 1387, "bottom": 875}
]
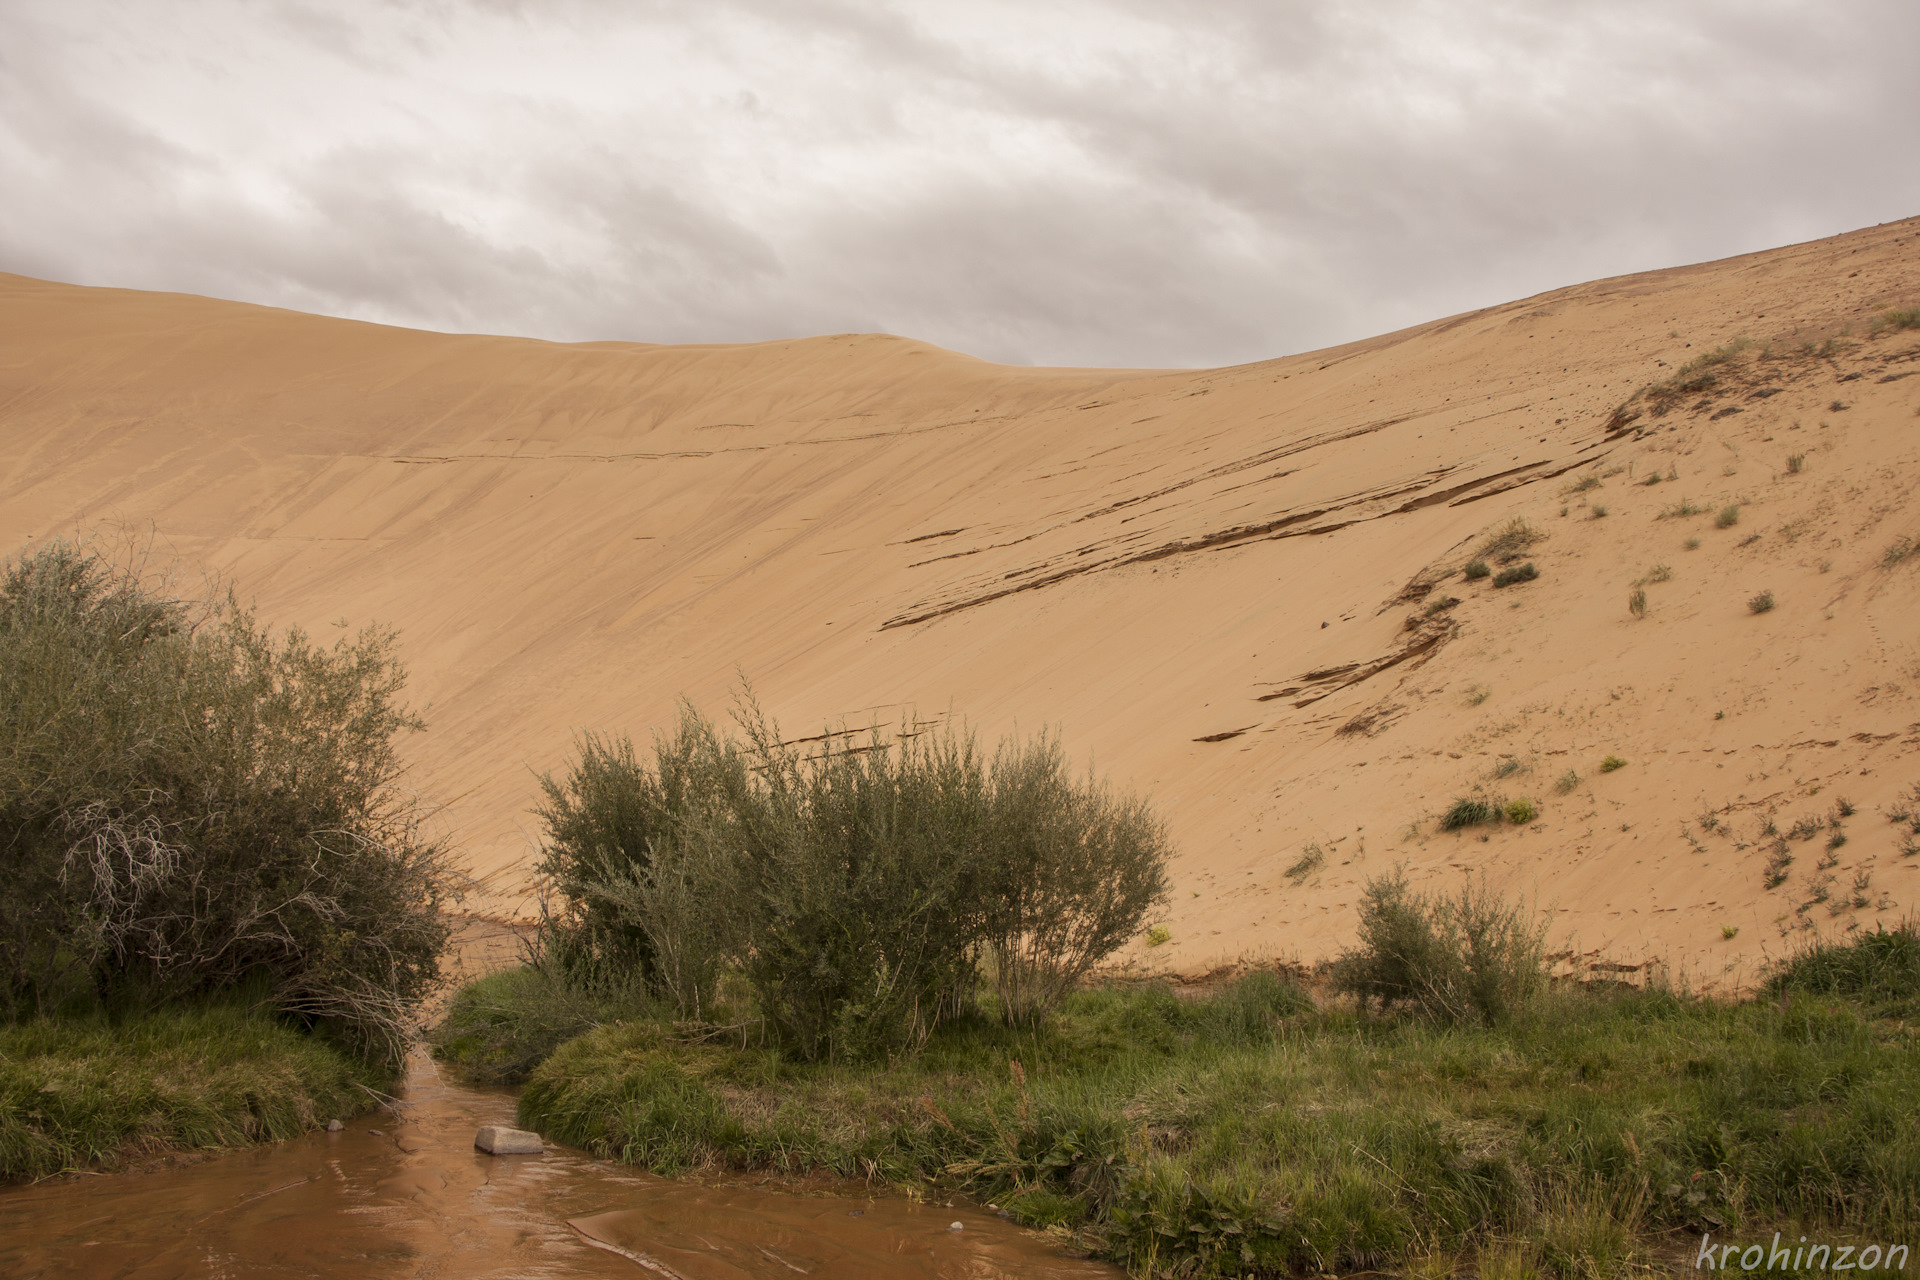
[{"left": 2, "top": 0, "right": 1914, "bottom": 366}]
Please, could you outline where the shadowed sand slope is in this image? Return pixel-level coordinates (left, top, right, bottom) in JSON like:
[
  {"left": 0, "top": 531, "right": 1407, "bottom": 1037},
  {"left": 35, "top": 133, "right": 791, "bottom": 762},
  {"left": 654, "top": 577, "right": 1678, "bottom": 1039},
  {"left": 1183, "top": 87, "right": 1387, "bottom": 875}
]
[{"left": 5, "top": 218, "right": 1920, "bottom": 986}]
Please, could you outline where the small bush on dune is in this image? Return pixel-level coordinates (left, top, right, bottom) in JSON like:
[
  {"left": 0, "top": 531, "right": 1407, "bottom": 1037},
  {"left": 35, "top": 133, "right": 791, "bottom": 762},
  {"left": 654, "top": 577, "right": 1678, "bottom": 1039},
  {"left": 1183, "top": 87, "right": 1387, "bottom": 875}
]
[
  {"left": 1330, "top": 870, "right": 1546, "bottom": 1025},
  {"left": 0, "top": 540, "right": 450, "bottom": 1070},
  {"left": 1716, "top": 504, "right": 1740, "bottom": 528},
  {"left": 1464, "top": 559, "right": 1492, "bottom": 580},
  {"left": 1872, "top": 306, "right": 1920, "bottom": 333},
  {"left": 1477, "top": 518, "right": 1541, "bottom": 563},
  {"left": 1492, "top": 562, "right": 1538, "bottom": 587}
]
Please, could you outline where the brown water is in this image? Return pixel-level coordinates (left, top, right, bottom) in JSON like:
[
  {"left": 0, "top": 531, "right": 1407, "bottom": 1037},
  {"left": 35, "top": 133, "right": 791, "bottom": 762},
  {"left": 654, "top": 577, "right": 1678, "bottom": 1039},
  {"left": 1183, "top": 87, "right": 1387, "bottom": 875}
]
[{"left": 0, "top": 1053, "right": 1117, "bottom": 1279}]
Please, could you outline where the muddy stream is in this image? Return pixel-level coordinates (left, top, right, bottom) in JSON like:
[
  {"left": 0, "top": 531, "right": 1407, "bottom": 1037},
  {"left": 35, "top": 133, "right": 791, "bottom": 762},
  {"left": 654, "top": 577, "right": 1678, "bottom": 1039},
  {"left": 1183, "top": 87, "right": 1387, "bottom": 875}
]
[{"left": 0, "top": 1049, "right": 1119, "bottom": 1279}]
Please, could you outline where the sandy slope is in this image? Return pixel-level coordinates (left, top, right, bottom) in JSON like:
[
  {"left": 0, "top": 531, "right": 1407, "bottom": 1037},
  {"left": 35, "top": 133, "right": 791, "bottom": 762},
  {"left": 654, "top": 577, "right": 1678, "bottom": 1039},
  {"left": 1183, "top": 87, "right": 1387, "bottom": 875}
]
[{"left": 5, "top": 218, "right": 1920, "bottom": 988}]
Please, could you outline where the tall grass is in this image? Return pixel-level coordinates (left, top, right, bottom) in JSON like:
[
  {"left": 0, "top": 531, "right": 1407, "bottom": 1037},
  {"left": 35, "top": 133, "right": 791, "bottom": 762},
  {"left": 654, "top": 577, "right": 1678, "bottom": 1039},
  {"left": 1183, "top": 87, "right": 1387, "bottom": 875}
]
[{"left": 1, "top": 1000, "right": 376, "bottom": 1179}]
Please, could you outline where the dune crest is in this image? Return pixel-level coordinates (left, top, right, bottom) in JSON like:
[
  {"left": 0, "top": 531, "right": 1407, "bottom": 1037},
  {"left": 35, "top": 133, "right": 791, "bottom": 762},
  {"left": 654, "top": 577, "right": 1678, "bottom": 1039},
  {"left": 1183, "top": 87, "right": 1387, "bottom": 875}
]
[{"left": 5, "top": 218, "right": 1919, "bottom": 985}]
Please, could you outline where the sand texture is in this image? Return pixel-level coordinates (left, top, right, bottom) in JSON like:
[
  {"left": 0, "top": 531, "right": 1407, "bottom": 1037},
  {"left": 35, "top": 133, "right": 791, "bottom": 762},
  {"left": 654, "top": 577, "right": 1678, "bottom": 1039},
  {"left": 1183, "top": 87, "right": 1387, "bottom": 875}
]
[{"left": 5, "top": 217, "right": 1920, "bottom": 986}]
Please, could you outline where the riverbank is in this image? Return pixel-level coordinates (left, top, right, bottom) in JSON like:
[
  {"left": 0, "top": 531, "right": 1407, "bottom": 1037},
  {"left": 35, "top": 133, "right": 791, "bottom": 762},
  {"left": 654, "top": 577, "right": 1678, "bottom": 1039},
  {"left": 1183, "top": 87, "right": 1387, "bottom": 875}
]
[
  {"left": 448, "top": 929, "right": 1920, "bottom": 1278},
  {"left": 0, "top": 1004, "right": 382, "bottom": 1181}
]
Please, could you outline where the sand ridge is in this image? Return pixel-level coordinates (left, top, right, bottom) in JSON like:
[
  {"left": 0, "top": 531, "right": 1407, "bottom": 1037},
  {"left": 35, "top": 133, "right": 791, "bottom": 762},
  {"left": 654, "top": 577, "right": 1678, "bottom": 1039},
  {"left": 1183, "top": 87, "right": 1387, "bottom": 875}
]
[{"left": 4, "top": 216, "right": 1919, "bottom": 987}]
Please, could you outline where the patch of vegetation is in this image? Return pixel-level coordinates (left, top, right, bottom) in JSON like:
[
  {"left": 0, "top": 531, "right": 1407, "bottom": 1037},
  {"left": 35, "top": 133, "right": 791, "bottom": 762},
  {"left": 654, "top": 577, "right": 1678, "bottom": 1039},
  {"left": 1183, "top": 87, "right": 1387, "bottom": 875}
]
[
  {"left": 1, "top": 1000, "right": 376, "bottom": 1180},
  {"left": 1685, "top": 537, "right": 1702, "bottom": 551},
  {"left": 1284, "top": 843, "right": 1325, "bottom": 884},
  {"left": 1660, "top": 498, "right": 1706, "bottom": 519},
  {"left": 1477, "top": 518, "right": 1542, "bottom": 564},
  {"left": 1589, "top": 505, "right": 1608, "bottom": 519},
  {"left": 1748, "top": 590, "right": 1776, "bottom": 614},
  {"left": 507, "top": 915, "right": 1920, "bottom": 1279},
  {"left": 1600, "top": 755, "right": 1628, "bottom": 773},
  {"left": 1644, "top": 564, "right": 1673, "bottom": 584},
  {"left": 1440, "top": 797, "right": 1502, "bottom": 830},
  {"left": 0, "top": 539, "right": 451, "bottom": 1071},
  {"left": 1767, "top": 923, "right": 1920, "bottom": 1019},
  {"left": 1563, "top": 476, "right": 1601, "bottom": 495},
  {"left": 1492, "top": 562, "right": 1538, "bottom": 588},
  {"left": 1464, "top": 559, "right": 1491, "bottom": 580},
  {"left": 1555, "top": 769, "right": 1581, "bottom": 795},
  {"left": 1870, "top": 306, "right": 1920, "bottom": 334},
  {"left": 429, "top": 963, "right": 653, "bottom": 1086},
  {"left": 1628, "top": 587, "right": 1647, "bottom": 618},
  {"left": 1763, "top": 844, "right": 1793, "bottom": 889},
  {"left": 1624, "top": 338, "right": 1753, "bottom": 418},
  {"left": 1883, "top": 536, "right": 1917, "bottom": 569},
  {"left": 1503, "top": 798, "right": 1537, "bottom": 825},
  {"left": 1423, "top": 595, "right": 1460, "bottom": 618},
  {"left": 1786, "top": 453, "right": 1805, "bottom": 474},
  {"left": 528, "top": 700, "right": 1170, "bottom": 1053},
  {"left": 1716, "top": 504, "right": 1741, "bottom": 529}
]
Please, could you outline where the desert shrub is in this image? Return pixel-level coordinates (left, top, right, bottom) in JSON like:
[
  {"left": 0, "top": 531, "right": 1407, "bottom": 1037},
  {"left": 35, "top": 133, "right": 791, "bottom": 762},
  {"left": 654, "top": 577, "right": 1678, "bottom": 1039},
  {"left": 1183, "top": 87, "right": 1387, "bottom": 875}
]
[
  {"left": 0, "top": 540, "right": 450, "bottom": 1070},
  {"left": 1464, "top": 560, "right": 1491, "bottom": 580},
  {"left": 1627, "top": 588, "right": 1647, "bottom": 618},
  {"left": 1504, "top": 798, "right": 1537, "bottom": 824},
  {"left": 1599, "top": 755, "right": 1627, "bottom": 772},
  {"left": 1556, "top": 770, "right": 1580, "bottom": 794},
  {"left": 1589, "top": 505, "right": 1608, "bottom": 519},
  {"left": 1284, "top": 843, "right": 1325, "bottom": 882},
  {"left": 1786, "top": 453, "right": 1805, "bottom": 474},
  {"left": 1659, "top": 499, "right": 1704, "bottom": 519},
  {"left": 1748, "top": 590, "right": 1775, "bottom": 614},
  {"left": 533, "top": 710, "right": 748, "bottom": 1000},
  {"left": 1715, "top": 504, "right": 1740, "bottom": 528},
  {"left": 533, "top": 700, "right": 1170, "bottom": 1057},
  {"left": 1330, "top": 871, "right": 1546, "bottom": 1025},
  {"left": 1872, "top": 306, "right": 1920, "bottom": 333},
  {"left": 1884, "top": 536, "right": 1917, "bottom": 569},
  {"left": 1492, "top": 562, "right": 1538, "bottom": 587},
  {"left": 978, "top": 732, "right": 1172, "bottom": 1028},
  {"left": 1477, "top": 518, "right": 1540, "bottom": 563}
]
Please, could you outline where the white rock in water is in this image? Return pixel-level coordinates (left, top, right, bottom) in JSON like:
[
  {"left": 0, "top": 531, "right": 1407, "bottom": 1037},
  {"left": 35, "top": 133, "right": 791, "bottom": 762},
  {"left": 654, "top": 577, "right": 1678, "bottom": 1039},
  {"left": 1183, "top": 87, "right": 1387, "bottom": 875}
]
[
  {"left": 949, "top": 1222, "right": 964, "bottom": 1231},
  {"left": 325, "top": 1119, "right": 344, "bottom": 1132},
  {"left": 474, "top": 1125, "right": 544, "bottom": 1155}
]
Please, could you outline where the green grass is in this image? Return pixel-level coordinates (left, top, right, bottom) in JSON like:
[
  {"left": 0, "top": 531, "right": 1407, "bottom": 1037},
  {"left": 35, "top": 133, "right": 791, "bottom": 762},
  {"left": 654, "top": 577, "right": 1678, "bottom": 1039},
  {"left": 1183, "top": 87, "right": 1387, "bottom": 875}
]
[
  {"left": 506, "top": 944, "right": 1920, "bottom": 1278},
  {"left": 1, "top": 1004, "right": 379, "bottom": 1180},
  {"left": 429, "top": 964, "right": 655, "bottom": 1085},
  {"left": 1872, "top": 307, "right": 1920, "bottom": 334},
  {"left": 1441, "top": 796, "right": 1502, "bottom": 830}
]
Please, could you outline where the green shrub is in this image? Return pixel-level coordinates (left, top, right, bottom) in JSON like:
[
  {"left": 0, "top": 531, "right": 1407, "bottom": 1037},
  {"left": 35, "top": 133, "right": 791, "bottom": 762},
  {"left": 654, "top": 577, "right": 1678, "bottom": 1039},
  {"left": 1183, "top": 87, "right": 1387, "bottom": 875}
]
[
  {"left": 0, "top": 540, "right": 450, "bottom": 1069},
  {"left": 1884, "top": 536, "right": 1917, "bottom": 569},
  {"left": 1873, "top": 306, "right": 1920, "bottom": 333},
  {"left": 1716, "top": 504, "right": 1740, "bottom": 528},
  {"left": 1504, "top": 798, "right": 1537, "bottom": 825},
  {"left": 1627, "top": 587, "right": 1647, "bottom": 618},
  {"left": 1464, "top": 560, "right": 1492, "bottom": 580},
  {"left": 1748, "top": 590, "right": 1775, "bottom": 614},
  {"left": 533, "top": 699, "right": 1170, "bottom": 1057},
  {"left": 1556, "top": 770, "right": 1580, "bottom": 794},
  {"left": 1329, "top": 871, "right": 1546, "bottom": 1025},
  {"left": 1492, "top": 562, "right": 1538, "bottom": 587},
  {"left": 1599, "top": 755, "right": 1627, "bottom": 772},
  {"left": 1659, "top": 499, "right": 1704, "bottom": 519},
  {"left": 1786, "top": 453, "right": 1805, "bottom": 474}
]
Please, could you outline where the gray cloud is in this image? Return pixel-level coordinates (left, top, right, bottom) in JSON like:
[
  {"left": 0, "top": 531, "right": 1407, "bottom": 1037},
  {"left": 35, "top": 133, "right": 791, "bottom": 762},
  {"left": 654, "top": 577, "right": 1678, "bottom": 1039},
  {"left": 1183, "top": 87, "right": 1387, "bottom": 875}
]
[{"left": 3, "top": 0, "right": 1915, "bottom": 366}]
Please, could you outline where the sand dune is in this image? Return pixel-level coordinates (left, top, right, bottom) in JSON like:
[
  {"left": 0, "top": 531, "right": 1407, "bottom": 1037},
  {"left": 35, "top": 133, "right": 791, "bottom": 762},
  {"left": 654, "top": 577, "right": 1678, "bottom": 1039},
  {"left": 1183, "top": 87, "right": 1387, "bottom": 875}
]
[{"left": 5, "top": 218, "right": 1920, "bottom": 987}]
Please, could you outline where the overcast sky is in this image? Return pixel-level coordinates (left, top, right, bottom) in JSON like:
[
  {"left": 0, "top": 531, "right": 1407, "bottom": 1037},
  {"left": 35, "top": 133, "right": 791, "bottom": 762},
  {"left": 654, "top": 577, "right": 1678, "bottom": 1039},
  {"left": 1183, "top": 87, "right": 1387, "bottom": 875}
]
[{"left": 3, "top": 1, "right": 1915, "bottom": 368}]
